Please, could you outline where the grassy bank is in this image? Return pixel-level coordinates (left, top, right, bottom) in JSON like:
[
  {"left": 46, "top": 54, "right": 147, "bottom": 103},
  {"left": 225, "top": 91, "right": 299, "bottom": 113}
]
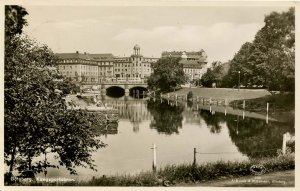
[
  {"left": 230, "top": 93, "right": 294, "bottom": 123},
  {"left": 166, "top": 87, "right": 270, "bottom": 101},
  {"left": 230, "top": 93, "right": 294, "bottom": 111},
  {"left": 14, "top": 153, "right": 294, "bottom": 186}
]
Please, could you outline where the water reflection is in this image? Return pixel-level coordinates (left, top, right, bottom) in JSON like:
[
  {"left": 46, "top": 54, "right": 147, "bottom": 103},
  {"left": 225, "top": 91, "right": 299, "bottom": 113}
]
[
  {"left": 91, "top": 95, "right": 294, "bottom": 159},
  {"left": 40, "top": 95, "right": 294, "bottom": 179},
  {"left": 198, "top": 109, "right": 225, "bottom": 134},
  {"left": 94, "top": 123, "right": 118, "bottom": 137},
  {"left": 102, "top": 97, "right": 151, "bottom": 133},
  {"left": 147, "top": 99, "right": 184, "bottom": 135},
  {"left": 225, "top": 113, "right": 294, "bottom": 158}
]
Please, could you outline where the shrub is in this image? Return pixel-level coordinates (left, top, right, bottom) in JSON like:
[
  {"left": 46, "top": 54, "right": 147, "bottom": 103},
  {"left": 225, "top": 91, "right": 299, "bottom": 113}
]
[{"left": 187, "top": 91, "right": 193, "bottom": 101}]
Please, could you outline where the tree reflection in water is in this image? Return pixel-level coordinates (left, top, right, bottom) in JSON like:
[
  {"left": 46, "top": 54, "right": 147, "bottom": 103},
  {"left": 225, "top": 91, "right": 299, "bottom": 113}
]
[
  {"left": 147, "top": 99, "right": 184, "bottom": 135},
  {"left": 225, "top": 113, "right": 294, "bottom": 158},
  {"left": 198, "top": 109, "right": 294, "bottom": 158},
  {"left": 198, "top": 109, "right": 225, "bottom": 134}
]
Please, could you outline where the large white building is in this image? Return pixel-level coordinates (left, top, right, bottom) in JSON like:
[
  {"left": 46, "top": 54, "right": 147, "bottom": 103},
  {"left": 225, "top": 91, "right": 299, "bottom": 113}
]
[
  {"left": 161, "top": 50, "right": 208, "bottom": 80},
  {"left": 56, "top": 52, "right": 114, "bottom": 83},
  {"left": 56, "top": 46, "right": 209, "bottom": 83},
  {"left": 56, "top": 45, "right": 159, "bottom": 83},
  {"left": 114, "top": 45, "right": 159, "bottom": 81}
]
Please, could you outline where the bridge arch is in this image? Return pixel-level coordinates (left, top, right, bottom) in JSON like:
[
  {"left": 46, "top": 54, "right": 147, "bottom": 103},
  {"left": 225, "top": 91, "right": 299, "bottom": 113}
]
[
  {"left": 129, "top": 86, "right": 148, "bottom": 98},
  {"left": 106, "top": 86, "right": 125, "bottom": 98}
]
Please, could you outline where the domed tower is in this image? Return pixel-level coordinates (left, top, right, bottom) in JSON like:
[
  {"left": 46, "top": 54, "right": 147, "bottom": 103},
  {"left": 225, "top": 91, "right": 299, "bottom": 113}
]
[
  {"left": 181, "top": 51, "right": 188, "bottom": 60},
  {"left": 133, "top": 44, "right": 140, "bottom": 55},
  {"left": 200, "top": 49, "right": 208, "bottom": 61}
]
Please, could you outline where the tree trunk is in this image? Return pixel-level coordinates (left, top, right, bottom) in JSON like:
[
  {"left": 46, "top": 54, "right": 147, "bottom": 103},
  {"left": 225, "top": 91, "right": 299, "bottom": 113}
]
[
  {"left": 5, "top": 146, "right": 17, "bottom": 184},
  {"left": 8, "top": 146, "right": 16, "bottom": 175}
]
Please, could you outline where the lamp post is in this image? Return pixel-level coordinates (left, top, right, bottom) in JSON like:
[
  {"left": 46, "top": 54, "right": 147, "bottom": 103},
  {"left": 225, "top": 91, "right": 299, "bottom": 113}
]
[{"left": 238, "top": 71, "right": 241, "bottom": 91}]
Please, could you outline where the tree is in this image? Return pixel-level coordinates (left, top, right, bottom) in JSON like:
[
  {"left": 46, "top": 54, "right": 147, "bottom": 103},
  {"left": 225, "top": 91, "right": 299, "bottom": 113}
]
[
  {"left": 5, "top": 6, "right": 28, "bottom": 39},
  {"left": 201, "top": 68, "right": 215, "bottom": 87},
  {"left": 225, "top": 42, "right": 260, "bottom": 88},
  {"left": 147, "top": 57, "right": 186, "bottom": 92},
  {"left": 223, "top": 8, "right": 295, "bottom": 92},
  {"left": 201, "top": 61, "right": 230, "bottom": 88},
  {"left": 253, "top": 7, "right": 295, "bottom": 92},
  {"left": 5, "top": 6, "right": 105, "bottom": 183}
]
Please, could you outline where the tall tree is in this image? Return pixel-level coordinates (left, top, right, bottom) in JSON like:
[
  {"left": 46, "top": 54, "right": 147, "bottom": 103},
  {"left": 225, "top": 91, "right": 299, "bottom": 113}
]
[
  {"left": 254, "top": 7, "right": 295, "bottom": 92},
  {"left": 224, "top": 7, "right": 295, "bottom": 92},
  {"left": 201, "top": 61, "right": 230, "bottom": 87},
  {"left": 5, "top": 6, "right": 105, "bottom": 183},
  {"left": 147, "top": 57, "right": 186, "bottom": 92}
]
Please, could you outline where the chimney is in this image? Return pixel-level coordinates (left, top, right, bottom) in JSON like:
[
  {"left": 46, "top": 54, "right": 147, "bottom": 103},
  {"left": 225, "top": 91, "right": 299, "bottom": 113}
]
[
  {"left": 84, "top": 52, "right": 86, "bottom": 55},
  {"left": 76, "top": 51, "right": 79, "bottom": 54}
]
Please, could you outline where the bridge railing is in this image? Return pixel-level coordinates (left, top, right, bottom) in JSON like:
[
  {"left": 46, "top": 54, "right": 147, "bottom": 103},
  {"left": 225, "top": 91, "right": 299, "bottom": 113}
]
[
  {"left": 102, "top": 80, "right": 147, "bottom": 85},
  {"left": 81, "top": 79, "right": 148, "bottom": 85}
]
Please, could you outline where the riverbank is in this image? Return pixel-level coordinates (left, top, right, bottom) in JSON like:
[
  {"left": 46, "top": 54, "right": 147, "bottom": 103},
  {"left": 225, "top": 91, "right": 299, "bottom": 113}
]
[
  {"left": 230, "top": 93, "right": 295, "bottom": 123},
  {"left": 176, "top": 170, "right": 294, "bottom": 187},
  {"left": 165, "top": 87, "right": 270, "bottom": 102},
  {"left": 14, "top": 153, "right": 294, "bottom": 186},
  {"left": 163, "top": 88, "right": 294, "bottom": 123}
]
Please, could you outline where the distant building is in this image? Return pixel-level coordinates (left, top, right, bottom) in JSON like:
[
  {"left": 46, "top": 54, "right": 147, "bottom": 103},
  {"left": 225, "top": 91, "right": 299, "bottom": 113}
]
[
  {"left": 161, "top": 50, "right": 208, "bottom": 80},
  {"left": 56, "top": 46, "right": 208, "bottom": 83},
  {"left": 114, "top": 45, "right": 159, "bottom": 80},
  {"left": 56, "top": 45, "right": 158, "bottom": 83},
  {"left": 56, "top": 52, "right": 114, "bottom": 83}
]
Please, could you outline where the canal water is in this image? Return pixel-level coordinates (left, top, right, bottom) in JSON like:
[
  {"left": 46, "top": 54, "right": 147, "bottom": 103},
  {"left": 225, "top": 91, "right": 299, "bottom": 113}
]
[{"left": 44, "top": 95, "right": 294, "bottom": 181}]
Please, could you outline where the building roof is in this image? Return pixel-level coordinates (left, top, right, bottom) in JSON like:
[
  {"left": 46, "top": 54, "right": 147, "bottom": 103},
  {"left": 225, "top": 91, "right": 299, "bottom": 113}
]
[
  {"left": 181, "top": 51, "right": 187, "bottom": 59},
  {"left": 89, "top": 54, "right": 114, "bottom": 61},
  {"left": 161, "top": 50, "right": 208, "bottom": 62},
  {"left": 134, "top": 44, "right": 140, "bottom": 50},
  {"left": 56, "top": 52, "right": 114, "bottom": 62},
  {"left": 56, "top": 53, "right": 93, "bottom": 60},
  {"left": 179, "top": 60, "right": 207, "bottom": 68}
]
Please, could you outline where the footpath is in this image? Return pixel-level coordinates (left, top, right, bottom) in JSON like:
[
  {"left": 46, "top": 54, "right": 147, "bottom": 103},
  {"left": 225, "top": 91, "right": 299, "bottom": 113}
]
[{"left": 175, "top": 170, "right": 295, "bottom": 187}]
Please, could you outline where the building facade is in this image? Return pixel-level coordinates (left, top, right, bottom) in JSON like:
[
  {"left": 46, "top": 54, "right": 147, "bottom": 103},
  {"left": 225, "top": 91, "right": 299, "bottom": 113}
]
[
  {"left": 161, "top": 50, "right": 208, "bottom": 80},
  {"left": 56, "top": 45, "right": 158, "bottom": 83},
  {"left": 56, "top": 46, "right": 208, "bottom": 83},
  {"left": 114, "top": 45, "right": 159, "bottom": 81},
  {"left": 56, "top": 52, "right": 114, "bottom": 83}
]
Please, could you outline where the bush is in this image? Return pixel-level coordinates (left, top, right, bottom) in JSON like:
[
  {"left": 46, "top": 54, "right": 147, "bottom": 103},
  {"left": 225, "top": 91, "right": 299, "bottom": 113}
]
[
  {"left": 15, "top": 153, "right": 294, "bottom": 186},
  {"left": 187, "top": 91, "right": 193, "bottom": 101}
]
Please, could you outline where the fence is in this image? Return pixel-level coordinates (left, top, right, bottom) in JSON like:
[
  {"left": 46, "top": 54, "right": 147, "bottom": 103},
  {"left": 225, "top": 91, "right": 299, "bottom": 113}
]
[
  {"left": 150, "top": 132, "right": 294, "bottom": 172},
  {"left": 156, "top": 93, "right": 230, "bottom": 106}
]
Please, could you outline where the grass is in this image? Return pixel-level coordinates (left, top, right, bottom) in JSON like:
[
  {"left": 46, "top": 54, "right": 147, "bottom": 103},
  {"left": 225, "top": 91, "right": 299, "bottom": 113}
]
[
  {"left": 230, "top": 93, "right": 295, "bottom": 123},
  {"left": 13, "top": 153, "right": 294, "bottom": 186},
  {"left": 167, "top": 87, "right": 270, "bottom": 101},
  {"left": 230, "top": 93, "right": 295, "bottom": 111}
]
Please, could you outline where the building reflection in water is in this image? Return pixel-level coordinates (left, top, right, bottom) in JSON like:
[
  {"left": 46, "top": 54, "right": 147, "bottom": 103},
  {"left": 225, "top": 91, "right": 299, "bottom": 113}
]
[
  {"left": 102, "top": 96, "right": 151, "bottom": 133},
  {"left": 98, "top": 96, "right": 294, "bottom": 159}
]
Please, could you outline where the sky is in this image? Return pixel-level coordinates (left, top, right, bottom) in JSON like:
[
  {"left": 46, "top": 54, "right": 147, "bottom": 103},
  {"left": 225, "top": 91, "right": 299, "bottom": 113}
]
[{"left": 23, "top": 5, "right": 291, "bottom": 63}]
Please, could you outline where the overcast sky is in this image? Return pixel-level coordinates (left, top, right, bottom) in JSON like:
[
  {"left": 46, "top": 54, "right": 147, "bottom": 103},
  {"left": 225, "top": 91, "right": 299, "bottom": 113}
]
[{"left": 23, "top": 6, "right": 290, "bottom": 63}]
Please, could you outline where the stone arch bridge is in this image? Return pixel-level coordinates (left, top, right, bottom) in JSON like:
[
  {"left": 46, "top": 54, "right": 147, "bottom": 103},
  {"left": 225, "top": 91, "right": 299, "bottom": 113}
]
[{"left": 82, "top": 81, "right": 148, "bottom": 96}]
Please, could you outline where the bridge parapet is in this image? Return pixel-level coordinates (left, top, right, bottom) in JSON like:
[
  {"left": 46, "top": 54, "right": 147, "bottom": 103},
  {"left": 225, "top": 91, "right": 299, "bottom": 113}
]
[{"left": 102, "top": 80, "right": 147, "bottom": 85}]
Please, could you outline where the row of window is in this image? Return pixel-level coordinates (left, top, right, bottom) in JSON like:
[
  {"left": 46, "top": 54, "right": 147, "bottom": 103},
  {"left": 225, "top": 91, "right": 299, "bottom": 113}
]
[
  {"left": 60, "top": 65, "right": 99, "bottom": 70},
  {"left": 115, "top": 63, "right": 151, "bottom": 67},
  {"left": 60, "top": 59, "right": 113, "bottom": 65},
  {"left": 115, "top": 57, "right": 158, "bottom": 62},
  {"left": 114, "top": 68, "right": 151, "bottom": 72},
  {"left": 61, "top": 71, "right": 99, "bottom": 76},
  {"left": 184, "top": 68, "right": 202, "bottom": 73}
]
